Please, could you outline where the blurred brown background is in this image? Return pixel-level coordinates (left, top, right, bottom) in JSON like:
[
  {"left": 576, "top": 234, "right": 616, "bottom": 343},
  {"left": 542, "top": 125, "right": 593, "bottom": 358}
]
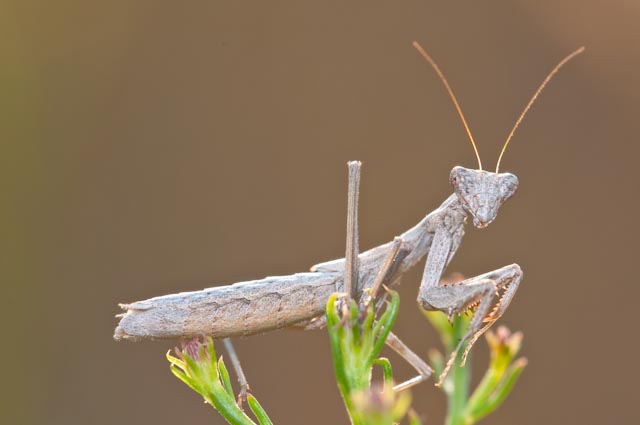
[{"left": 2, "top": 1, "right": 639, "bottom": 424}]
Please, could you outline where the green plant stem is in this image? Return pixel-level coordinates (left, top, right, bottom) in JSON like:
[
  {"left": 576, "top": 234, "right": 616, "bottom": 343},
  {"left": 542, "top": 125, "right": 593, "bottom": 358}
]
[
  {"left": 445, "top": 356, "right": 470, "bottom": 425},
  {"left": 444, "top": 317, "right": 470, "bottom": 425}
]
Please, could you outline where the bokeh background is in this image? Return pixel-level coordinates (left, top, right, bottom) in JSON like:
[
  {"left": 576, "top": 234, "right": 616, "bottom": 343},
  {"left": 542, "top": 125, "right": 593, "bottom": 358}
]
[{"left": 3, "top": 1, "right": 639, "bottom": 424}]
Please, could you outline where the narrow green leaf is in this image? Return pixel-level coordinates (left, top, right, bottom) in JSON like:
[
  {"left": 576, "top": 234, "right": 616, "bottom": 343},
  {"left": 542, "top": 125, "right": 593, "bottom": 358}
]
[
  {"left": 166, "top": 351, "right": 186, "bottom": 369},
  {"left": 169, "top": 365, "right": 201, "bottom": 394},
  {"left": 326, "top": 293, "right": 351, "bottom": 403},
  {"left": 360, "top": 308, "right": 375, "bottom": 356},
  {"left": 218, "top": 356, "right": 235, "bottom": 400},
  {"left": 373, "top": 357, "right": 394, "bottom": 389},
  {"left": 326, "top": 293, "right": 341, "bottom": 327},
  {"left": 467, "top": 358, "right": 527, "bottom": 422},
  {"left": 207, "top": 336, "right": 218, "bottom": 361},
  {"left": 349, "top": 298, "right": 359, "bottom": 317},
  {"left": 362, "top": 303, "right": 375, "bottom": 332},
  {"left": 369, "top": 291, "right": 399, "bottom": 364},
  {"left": 206, "top": 388, "right": 256, "bottom": 425},
  {"left": 247, "top": 394, "right": 274, "bottom": 425},
  {"left": 466, "top": 366, "right": 502, "bottom": 415}
]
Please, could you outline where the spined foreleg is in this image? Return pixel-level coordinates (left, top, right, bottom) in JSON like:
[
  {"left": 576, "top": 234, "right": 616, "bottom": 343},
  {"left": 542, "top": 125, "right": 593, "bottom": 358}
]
[{"left": 420, "top": 264, "right": 523, "bottom": 386}]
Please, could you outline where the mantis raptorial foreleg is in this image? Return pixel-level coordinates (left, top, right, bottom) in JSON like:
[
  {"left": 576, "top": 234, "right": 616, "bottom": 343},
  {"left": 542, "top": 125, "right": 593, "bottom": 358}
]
[
  {"left": 421, "top": 264, "right": 523, "bottom": 386},
  {"left": 416, "top": 214, "right": 524, "bottom": 385}
]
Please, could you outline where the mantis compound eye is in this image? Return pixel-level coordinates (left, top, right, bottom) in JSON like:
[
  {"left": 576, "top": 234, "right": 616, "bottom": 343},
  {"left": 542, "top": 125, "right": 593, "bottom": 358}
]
[
  {"left": 498, "top": 173, "right": 519, "bottom": 201},
  {"left": 449, "top": 166, "right": 471, "bottom": 189}
]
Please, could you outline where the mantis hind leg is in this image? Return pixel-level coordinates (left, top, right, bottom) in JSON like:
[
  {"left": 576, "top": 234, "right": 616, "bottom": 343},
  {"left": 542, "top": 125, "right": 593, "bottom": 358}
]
[
  {"left": 222, "top": 338, "right": 250, "bottom": 407},
  {"left": 385, "top": 331, "right": 433, "bottom": 391},
  {"left": 420, "top": 264, "right": 523, "bottom": 387}
]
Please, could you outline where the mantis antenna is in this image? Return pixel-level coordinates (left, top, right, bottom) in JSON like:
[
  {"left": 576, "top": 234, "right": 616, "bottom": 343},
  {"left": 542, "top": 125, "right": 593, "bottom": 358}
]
[
  {"left": 495, "top": 46, "right": 586, "bottom": 172},
  {"left": 413, "top": 41, "right": 483, "bottom": 170}
]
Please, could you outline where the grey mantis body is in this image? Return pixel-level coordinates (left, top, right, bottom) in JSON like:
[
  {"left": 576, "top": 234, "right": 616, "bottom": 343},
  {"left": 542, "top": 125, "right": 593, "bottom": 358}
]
[
  {"left": 114, "top": 191, "right": 485, "bottom": 339},
  {"left": 115, "top": 42, "right": 584, "bottom": 385},
  {"left": 115, "top": 189, "right": 506, "bottom": 334},
  {"left": 114, "top": 167, "right": 521, "bottom": 385}
]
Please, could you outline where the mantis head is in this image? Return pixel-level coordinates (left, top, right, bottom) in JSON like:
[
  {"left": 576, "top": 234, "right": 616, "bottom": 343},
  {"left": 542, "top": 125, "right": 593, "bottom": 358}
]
[
  {"left": 450, "top": 166, "right": 518, "bottom": 228},
  {"left": 412, "top": 41, "right": 584, "bottom": 226}
]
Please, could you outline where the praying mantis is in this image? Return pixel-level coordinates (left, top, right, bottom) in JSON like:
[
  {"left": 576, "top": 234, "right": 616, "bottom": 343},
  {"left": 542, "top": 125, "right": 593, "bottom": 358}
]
[{"left": 114, "top": 41, "right": 584, "bottom": 387}]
